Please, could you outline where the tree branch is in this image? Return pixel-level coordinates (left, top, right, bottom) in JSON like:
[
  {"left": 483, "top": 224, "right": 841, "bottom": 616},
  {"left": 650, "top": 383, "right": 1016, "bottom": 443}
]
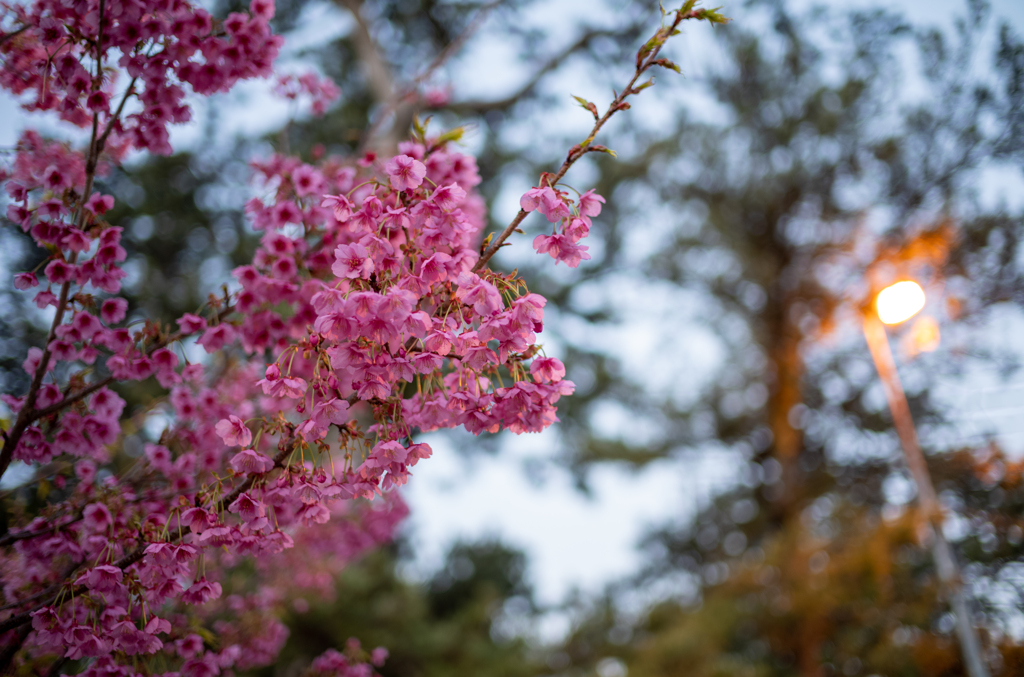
[
  {"left": 473, "top": 6, "right": 724, "bottom": 272},
  {"left": 0, "top": 0, "right": 109, "bottom": 482}
]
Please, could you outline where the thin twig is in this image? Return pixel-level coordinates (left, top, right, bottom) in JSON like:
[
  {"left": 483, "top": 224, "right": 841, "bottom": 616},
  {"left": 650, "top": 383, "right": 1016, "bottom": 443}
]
[
  {"left": 0, "top": 513, "right": 82, "bottom": 548},
  {"left": 0, "top": 24, "right": 29, "bottom": 47},
  {"left": 473, "top": 7, "right": 717, "bottom": 272}
]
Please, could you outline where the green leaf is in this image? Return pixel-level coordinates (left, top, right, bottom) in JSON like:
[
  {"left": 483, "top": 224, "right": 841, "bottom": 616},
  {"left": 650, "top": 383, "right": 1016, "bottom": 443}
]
[
  {"left": 696, "top": 7, "right": 730, "bottom": 24},
  {"left": 436, "top": 126, "right": 465, "bottom": 145},
  {"left": 653, "top": 58, "right": 682, "bottom": 74},
  {"left": 572, "top": 95, "right": 600, "bottom": 120}
]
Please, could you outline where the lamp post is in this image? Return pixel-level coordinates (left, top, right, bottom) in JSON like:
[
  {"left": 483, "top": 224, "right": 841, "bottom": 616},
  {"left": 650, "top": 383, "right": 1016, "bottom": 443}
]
[{"left": 863, "top": 280, "right": 990, "bottom": 677}]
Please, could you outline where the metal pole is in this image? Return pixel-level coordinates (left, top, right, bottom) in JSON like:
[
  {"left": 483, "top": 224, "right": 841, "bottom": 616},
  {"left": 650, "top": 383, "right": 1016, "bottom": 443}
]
[{"left": 863, "top": 315, "right": 990, "bottom": 677}]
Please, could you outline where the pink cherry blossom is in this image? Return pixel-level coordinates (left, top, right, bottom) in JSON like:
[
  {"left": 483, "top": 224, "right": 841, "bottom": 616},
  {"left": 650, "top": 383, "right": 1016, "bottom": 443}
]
[
  {"left": 333, "top": 243, "right": 374, "bottom": 279},
  {"left": 533, "top": 233, "right": 591, "bottom": 267},
  {"left": 230, "top": 448, "right": 276, "bottom": 474},
  {"left": 215, "top": 415, "right": 253, "bottom": 447},
  {"left": 385, "top": 154, "right": 427, "bottom": 191},
  {"left": 100, "top": 298, "right": 128, "bottom": 324},
  {"left": 578, "top": 188, "right": 606, "bottom": 216},
  {"left": 530, "top": 356, "right": 566, "bottom": 382}
]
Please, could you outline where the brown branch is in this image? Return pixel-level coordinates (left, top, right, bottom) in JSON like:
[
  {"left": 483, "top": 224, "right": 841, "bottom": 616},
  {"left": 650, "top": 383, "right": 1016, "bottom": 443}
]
[
  {"left": 0, "top": 514, "right": 82, "bottom": 548},
  {"left": 0, "top": 24, "right": 29, "bottom": 48},
  {"left": 0, "top": 0, "right": 108, "bottom": 483},
  {"left": 95, "top": 76, "right": 138, "bottom": 152},
  {"left": 473, "top": 7, "right": 721, "bottom": 272}
]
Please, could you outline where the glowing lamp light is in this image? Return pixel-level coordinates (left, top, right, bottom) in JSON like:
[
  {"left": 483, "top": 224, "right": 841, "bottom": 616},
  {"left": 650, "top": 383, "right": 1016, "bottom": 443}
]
[{"left": 876, "top": 280, "right": 926, "bottom": 325}]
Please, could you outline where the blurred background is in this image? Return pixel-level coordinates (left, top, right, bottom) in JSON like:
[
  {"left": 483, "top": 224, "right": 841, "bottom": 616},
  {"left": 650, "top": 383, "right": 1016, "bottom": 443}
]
[{"left": 4, "top": 0, "right": 1024, "bottom": 674}]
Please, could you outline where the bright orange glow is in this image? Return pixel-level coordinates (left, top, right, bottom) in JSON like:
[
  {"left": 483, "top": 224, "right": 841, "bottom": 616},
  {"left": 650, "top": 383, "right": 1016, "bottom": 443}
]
[
  {"left": 904, "top": 315, "right": 941, "bottom": 355},
  {"left": 876, "top": 280, "right": 926, "bottom": 325}
]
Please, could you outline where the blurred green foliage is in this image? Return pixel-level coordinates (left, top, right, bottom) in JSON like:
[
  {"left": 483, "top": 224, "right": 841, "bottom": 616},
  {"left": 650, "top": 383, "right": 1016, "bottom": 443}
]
[{"left": 261, "top": 540, "right": 543, "bottom": 677}]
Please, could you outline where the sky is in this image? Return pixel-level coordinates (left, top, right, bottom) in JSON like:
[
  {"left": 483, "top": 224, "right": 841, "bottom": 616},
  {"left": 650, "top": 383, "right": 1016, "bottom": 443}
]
[{"left": 2, "top": 0, "right": 1024, "bottom": 642}]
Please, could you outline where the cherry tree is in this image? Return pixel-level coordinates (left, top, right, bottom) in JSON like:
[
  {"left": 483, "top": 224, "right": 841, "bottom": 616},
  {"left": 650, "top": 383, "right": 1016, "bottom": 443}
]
[{"left": 0, "top": 0, "right": 726, "bottom": 674}]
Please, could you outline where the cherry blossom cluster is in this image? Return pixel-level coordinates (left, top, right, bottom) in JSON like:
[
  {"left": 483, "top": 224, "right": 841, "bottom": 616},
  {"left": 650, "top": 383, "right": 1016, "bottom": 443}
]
[
  {"left": 2, "top": 0, "right": 394, "bottom": 672},
  {"left": 4, "top": 353, "right": 404, "bottom": 674},
  {"left": 0, "top": 0, "right": 282, "bottom": 154},
  {"left": 524, "top": 184, "right": 603, "bottom": 268},
  {"left": 0, "top": 0, "right": 711, "bottom": 670},
  {"left": 274, "top": 71, "right": 342, "bottom": 116},
  {"left": 236, "top": 140, "right": 583, "bottom": 498}
]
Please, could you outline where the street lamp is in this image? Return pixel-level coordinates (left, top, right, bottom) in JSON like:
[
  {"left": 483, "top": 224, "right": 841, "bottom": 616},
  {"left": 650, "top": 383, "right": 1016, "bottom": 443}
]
[{"left": 863, "top": 281, "right": 990, "bottom": 677}]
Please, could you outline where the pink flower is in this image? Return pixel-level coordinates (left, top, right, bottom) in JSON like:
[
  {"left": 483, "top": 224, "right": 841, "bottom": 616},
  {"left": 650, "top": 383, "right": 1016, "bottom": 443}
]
[
  {"left": 86, "top": 90, "right": 110, "bottom": 113},
  {"left": 197, "top": 324, "right": 236, "bottom": 353},
  {"left": 299, "top": 398, "right": 351, "bottom": 439},
  {"left": 215, "top": 415, "right": 252, "bottom": 447},
  {"left": 520, "top": 186, "right": 571, "bottom": 222},
  {"left": 250, "top": 0, "right": 275, "bottom": 20},
  {"left": 454, "top": 272, "right": 503, "bottom": 316},
  {"left": 228, "top": 492, "right": 266, "bottom": 522},
  {"left": 34, "top": 290, "right": 57, "bottom": 308},
  {"left": 100, "top": 298, "right": 128, "bottom": 324},
  {"left": 86, "top": 193, "right": 115, "bottom": 215},
  {"left": 182, "top": 577, "right": 223, "bottom": 605},
  {"left": 43, "top": 164, "right": 69, "bottom": 191},
  {"left": 75, "top": 565, "right": 124, "bottom": 594},
  {"left": 145, "top": 443, "right": 172, "bottom": 471},
  {"left": 530, "top": 356, "right": 566, "bottom": 382},
  {"left": 429, "top": 183, "right": 466, "bottom": 212},
  {"left": 177, "top": 633, "right": 205, "bottom": 658},
  {"left": 181, "top": 507, "right": 217, "bottom": 533},
  {"left": 83, "top": 503, "right": 113, "bottom": 531},
  {"left": 152, "top": 348, "right": 180, "bottom": 388},
  {"left": 22, "top": 347, "right": 54, "bottom": 375},
  {"left": 256, "top": 363, "right": 307, "bottom": 398},
  {"left": 64, "top": 626, "right": 108, "bottom": 660},
  {"left": 321, "top": 194, "right": 353, "bottom": 221},
  {"left": 176, "top": 313, "right": 207, "bottom": 334},
  {"left": 419, "top": 252, "right": 452, "bottom": 284},
  {"left": 229, "top": 448, "right": 275, "bottom": 474},
  {"left": 45, "top": 259, "right": 74, "bottom": 285},
  {"left": 71, "top": 311, "right": 102, "bottom": 339},
  {"left": 292, "top": 164, "right": 324, "bottom": 197},
  {"left": 533, "top": 233, "right": 590, "bottom": 268},
  {"left": 424, "top": 88, "right": 450, "bottom": 107},
  {"left": 36, "top": 383, "right": 63, "bottom": 408},
  {"left": 385, "top": 154, "right": 426, "bottom": 191},
  {"left": 578, "top": 189, "right": 605, "bottom": 217},
  {"left": 14, "top": 272, "right": 38, "bottom": 289},
  {"left": 563, "top": 217, "right": 590, "bottom": 243},
  {"left": 332, "top": 242, "right": 374, "bottom": 279}
]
